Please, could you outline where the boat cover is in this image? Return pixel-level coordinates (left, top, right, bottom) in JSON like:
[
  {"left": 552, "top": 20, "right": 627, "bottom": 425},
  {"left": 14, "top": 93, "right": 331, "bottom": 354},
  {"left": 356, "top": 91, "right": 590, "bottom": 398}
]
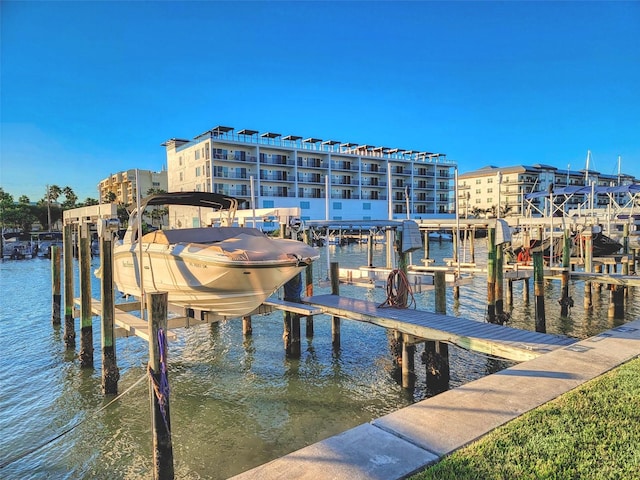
[{"left": 141, "top": 227, "right": 265, "bottom": 245}]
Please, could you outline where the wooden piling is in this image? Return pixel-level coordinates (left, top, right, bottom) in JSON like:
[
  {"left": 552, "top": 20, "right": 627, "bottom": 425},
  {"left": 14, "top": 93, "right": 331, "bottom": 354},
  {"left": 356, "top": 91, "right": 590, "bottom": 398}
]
[
  {"left": 470, "top": 226, "right": 476, "bottom": 263},
  {"left": 63, "top": 224, "right": 76, "bottom": 348},
  {"left": 486, "top": 227, "right": 496, "bottom": 324},
  {"left": 608, "top": 285, "right": 625, "bottom": 320},
  {"left": 147, "top": 291, "right": 174, "bottom": 480},
  {"left": 79, "top": 222, "right": 93, "bottom": 368},
  {"left": 560, "top": 229, "right": 572, "bottom": 317},
  {"left": 583, "top": 230, "right": 593, "bottom": 310},
  {"left": 242, "top": 316, "right": 252, "bottom": 336},
  {"left": 532, "top": 230, "right": 546, "bottom": 333},
  {"left": 304, "top": 229, "right": 314, "bottom": 337},
  {"left": 401, "top": 333, "right": 415, "bottom": 389},
  {"left": 424, "top": 340, "right": 449, "bottom": 394},
  {"left": 426, "top": 272, "right": 450, "bottom": 392},
  {"left": 507, "top": 279, "right": 513, "bottom": 306},
  {"left": 423, "top": 231, "right": 430, "bottom": 263},
  {"left": 434, "top": 271, "right": 446, "bottom": 314},
  {"left": 523, "top": 277, "right": 530, "bottom": 303},
  {"left": 100, "top": 228, "right": 119, "bottom": 395},
  {"left": 330, "top": 262, "right": 340, "bottom": 348},
  {"left": 283, "top": 273, "right": 302, "bottom": 357},
  {"left": 495, "top": 243, "right": 504, "bottom": 316},
  {"left": 51, "top": 245, "right": 61, "bottom": 325}
]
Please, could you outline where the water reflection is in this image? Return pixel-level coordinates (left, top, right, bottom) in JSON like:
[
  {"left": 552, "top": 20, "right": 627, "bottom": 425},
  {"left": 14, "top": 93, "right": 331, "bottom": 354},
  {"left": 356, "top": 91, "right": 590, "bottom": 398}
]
[{"left": 1, "top": 242, "right": 638, "bottom": 479}]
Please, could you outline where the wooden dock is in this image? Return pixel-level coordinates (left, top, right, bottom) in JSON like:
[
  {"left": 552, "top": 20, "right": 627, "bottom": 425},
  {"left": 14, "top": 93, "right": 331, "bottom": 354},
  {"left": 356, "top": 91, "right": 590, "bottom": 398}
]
[{"left": 303, "top": 294, "right": 576, "bottom": 362}]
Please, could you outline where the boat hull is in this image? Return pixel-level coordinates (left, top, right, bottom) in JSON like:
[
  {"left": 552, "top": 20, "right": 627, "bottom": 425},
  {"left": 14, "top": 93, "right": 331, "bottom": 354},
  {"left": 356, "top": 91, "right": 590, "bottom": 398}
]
[{"left": 113, "top": 241, "right": 316, "bottom": 317}]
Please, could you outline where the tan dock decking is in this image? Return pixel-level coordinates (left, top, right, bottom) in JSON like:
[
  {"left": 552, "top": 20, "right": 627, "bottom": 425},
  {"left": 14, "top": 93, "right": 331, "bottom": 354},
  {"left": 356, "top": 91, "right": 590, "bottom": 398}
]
[{"left": 303, "top": 294, "right": 575, "bottom": 362}]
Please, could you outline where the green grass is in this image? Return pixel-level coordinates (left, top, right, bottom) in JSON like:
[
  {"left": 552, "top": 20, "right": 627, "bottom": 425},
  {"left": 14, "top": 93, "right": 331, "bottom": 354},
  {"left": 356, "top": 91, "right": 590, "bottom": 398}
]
[{"left": 410, "top": 357, "right": 640, "bottom": 480}]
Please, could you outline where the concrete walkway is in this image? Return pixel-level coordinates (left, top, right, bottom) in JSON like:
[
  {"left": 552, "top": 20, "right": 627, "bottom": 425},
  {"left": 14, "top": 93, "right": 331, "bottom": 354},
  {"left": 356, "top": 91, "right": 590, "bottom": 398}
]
[{"left": 230, "top": 319, "right": 640, "bottom": 480}]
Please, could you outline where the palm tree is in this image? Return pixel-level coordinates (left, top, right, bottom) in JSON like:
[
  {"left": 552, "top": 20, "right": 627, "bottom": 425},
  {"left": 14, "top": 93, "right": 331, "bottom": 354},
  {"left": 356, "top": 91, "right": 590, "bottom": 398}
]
[
  {"left": 146, "top": 188, "right": 168, "bottom": 227},
  {"left": 61, "top": 186, "right": 77, "bottom": 209}
]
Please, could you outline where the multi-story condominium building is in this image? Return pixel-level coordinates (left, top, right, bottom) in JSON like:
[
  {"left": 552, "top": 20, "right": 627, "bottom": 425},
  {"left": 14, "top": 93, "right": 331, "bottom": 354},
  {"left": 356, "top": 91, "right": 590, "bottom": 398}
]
[
  {"left": 162, "top": 125, "right": 456, "bottom": 224},
  {"left": 98, "top": 169, "right": 168, "bottom": 205},
  {"left": 458, "top": 164, "right": 638, "bottom": 218}
]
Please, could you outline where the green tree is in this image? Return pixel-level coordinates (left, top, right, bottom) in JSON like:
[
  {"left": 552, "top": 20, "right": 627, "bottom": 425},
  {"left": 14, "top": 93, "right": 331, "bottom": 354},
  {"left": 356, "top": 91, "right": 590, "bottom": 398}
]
[
  {"left": 82, "top": 197, "right": 99, "bottom": 206},
  {"left": 117, "top": 204, "right": 131, "bottom": 228},
  {"left": 18, "top": 195, "right": 30, "bottom": 204},
  {"left": 61, "top": 186, "right": 77, "bottom": 209},
  {"left": 47, "top": 185, "right": 62, "bottom": 203},
  {"left": 104, "top": 191, "right": 117, "bottom": 203},
  {"left": 146, "top": 188, "right": 168, "bottom": 227}
]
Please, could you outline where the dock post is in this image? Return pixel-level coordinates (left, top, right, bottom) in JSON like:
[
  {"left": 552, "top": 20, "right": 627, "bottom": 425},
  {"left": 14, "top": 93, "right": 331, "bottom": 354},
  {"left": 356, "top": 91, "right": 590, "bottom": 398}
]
[
  {"left": 242, "top": 316, "right": 252, "bottom": 336},
  {"left": 425, "top": 272, "right": 450, "bottom": 391},
  {"left": 594, "top": 264, "right": 603, "bottom": 292},
  {"left": 63, "top": 224, "right": 76, "bottom": 348},
  {"left": 367, "top": 232, "right": 374, "bottom": 267},
  {"left": 100, "top": 224, "right": 119, "bottom": 394},
  {"left": 423, "top": 230, "right": 430, "bottom": 263},
  {"left": 608, "top": 285, "right": 625, "bottom": 320},
  {"left": 401, "top": 333, "right": 415, "bottom": 389},
  {"left": 507, "top": 279, "right": 513, "bottom": 305},
  {"left": 51, "top": 245, "right": 62, "bottom": 325},
  {"left": 495, "top": 243, "right": 504, "bottom": 316},
  {"left": 79, "top": 222, "right": 94, "bottom": 368},
  {"left": 434, "top": 271, "right": 446, "bottom": 314},
  {"left": 304, "top": 229, "right": 314, "bottom": 337},
  {"left": 533, "top": 229, "right": 546, "bottom": 333},
  {"left": 423, "top": 340, "right": 449, "bottom": 393},
  {"left": 470, "top": 226, "right": 476, "bottom": 264},
  {"left": 560, "top": 229, "right": 572, "bottom": 317},
  {"left": 486, "top": 227, "right": 496, "bottom": 323},
  {"left": 583, "top": 229, "right": 593, "bottom": 310},
  {"left": 523, "top": 277, "right": 530, "bottom": 303},
  {"left": 147, "top": 292, "right": 174, "bottom": 480},
  {"left": 330, "top": 262, "right": 340, "bottom": 348},
  {"left": 283, "top": 273, "right": 302, "bottom": 358}
]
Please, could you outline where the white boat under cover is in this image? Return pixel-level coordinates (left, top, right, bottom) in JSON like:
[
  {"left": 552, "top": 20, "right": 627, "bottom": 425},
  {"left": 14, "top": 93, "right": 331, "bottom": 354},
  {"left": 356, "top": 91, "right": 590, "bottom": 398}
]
[{"left": 112, "top": 192, "right": 319, "bottom": 318}]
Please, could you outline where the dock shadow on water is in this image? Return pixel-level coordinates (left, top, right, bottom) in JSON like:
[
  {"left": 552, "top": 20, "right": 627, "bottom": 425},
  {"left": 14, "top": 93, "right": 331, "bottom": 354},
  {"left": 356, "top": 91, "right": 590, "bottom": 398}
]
[{"left": 1, "top": 242, "right": 638, "bottom": 479}]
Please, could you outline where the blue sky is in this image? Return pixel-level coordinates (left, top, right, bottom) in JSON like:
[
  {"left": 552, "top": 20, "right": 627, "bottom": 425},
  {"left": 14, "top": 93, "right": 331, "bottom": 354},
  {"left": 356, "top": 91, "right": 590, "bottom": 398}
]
[{"left": 1, "top": 1, "right": 639, "bottom": 202}]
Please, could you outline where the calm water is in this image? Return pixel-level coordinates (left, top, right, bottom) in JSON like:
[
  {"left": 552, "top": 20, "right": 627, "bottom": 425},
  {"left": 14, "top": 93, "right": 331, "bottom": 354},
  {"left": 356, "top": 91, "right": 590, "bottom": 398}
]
[{"left": 1, "top": 240, "right": 638, "bottom": 479}]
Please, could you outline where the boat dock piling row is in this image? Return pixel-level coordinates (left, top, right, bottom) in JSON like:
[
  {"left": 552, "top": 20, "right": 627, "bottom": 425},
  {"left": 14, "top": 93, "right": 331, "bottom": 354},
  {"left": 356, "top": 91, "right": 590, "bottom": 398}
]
[{"left": 49, "top": 205, "right": 639, "bottom": 479}]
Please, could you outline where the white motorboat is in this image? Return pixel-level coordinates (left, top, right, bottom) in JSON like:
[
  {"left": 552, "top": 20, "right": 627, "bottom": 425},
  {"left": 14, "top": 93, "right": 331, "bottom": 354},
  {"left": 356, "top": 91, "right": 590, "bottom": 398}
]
[{"left": 112, "top": 192, "right": 319, "bottom": 317}]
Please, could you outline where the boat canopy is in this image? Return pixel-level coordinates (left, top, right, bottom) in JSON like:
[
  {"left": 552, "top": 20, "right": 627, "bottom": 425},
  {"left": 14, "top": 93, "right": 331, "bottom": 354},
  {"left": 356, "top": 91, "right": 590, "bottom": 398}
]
[{"left": 140, "top": 192, "right": 245, "bottom": 211}]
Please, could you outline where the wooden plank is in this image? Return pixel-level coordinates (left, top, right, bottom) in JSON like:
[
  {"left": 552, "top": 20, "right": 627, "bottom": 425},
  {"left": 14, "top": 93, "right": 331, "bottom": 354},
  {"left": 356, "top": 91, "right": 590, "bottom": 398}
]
[
  {"left": 304, "top": 295, "right": 575, "bottom": 362},
  {"left": 262, "top": 297, "right": 326, "bottom": 316}
]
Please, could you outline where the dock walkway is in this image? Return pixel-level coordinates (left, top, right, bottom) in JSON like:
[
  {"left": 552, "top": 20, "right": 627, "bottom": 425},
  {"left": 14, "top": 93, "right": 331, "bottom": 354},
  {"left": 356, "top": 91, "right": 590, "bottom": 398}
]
[
  {"left": 230, "top": 319, "right": 640, "bottom": 480},
  {"left": 303, "top": 294, "right": 575, "bottom": 362}
]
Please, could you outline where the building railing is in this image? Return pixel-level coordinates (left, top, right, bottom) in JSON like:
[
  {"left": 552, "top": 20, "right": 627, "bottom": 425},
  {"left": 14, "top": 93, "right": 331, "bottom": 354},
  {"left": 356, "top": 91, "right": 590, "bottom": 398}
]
[{"left": 179, "top": 129, "right": 457, "bottom": 165}]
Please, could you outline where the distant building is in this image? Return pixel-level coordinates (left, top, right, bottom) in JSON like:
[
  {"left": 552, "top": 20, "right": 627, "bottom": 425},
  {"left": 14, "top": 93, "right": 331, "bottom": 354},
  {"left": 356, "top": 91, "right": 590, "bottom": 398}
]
[
  {"left": 458, "top": 164, "right": 638, "bottom": 218},
  {"left": 98, "top": 169, "right": 167, "bottom": 205},
  {"left": 161, "top": 125, "right": 456, "bottom": 224}
]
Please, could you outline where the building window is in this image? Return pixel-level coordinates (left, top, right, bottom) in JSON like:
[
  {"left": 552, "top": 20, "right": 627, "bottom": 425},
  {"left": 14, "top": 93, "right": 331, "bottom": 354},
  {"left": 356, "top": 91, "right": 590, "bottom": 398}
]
[
  {"left": 363, "top": 203, "right": 371, "bottom": 210},
  {"left": 263, "top": 200, "right": 274, "bottom": 208},
  {"left": 179, "top": 172, "right": 183, "bottom": 181},
  {"left": 476, "top": 179, "right": 481, "bottom": 184},
  {"left": 333, "top": 202, "right": 342, "bottom": 210},
  {"left": 487, "top": 188, "right": 493, "bottom": 193},
  {"left": 195, "top": 150, "right": 201, "bottom": 160},
  {"left": 487, "top": 177, "right": 493, "bottom": 184},
  {"left": 300, "top": 201, "right": 310, "bottom": 209},
  {"left": 195, "top": 166, "right": 201, "bottom": 177}
]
